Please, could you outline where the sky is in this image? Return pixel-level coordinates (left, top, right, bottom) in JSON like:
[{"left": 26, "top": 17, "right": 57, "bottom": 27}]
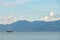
[{"left": 0, "top": 0, "right": 60, "bottom": 22}]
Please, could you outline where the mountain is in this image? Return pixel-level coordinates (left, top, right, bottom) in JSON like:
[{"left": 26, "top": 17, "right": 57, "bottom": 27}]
[{"left": 0, "top": 20, "right": 60, "bottom": 32}]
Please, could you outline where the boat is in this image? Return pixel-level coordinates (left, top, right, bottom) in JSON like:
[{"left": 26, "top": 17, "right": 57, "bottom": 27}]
[
  {"left": 7, "top": 26, "right": 13, "bottom": 32},
  {"left": 7, "top": 30, "right": 13, "bottom": 32}
]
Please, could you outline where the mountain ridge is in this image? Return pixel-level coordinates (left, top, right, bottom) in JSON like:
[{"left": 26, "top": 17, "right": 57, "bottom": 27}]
[{"left": 0, "top": 20, "right": 60, "bottom": 32}]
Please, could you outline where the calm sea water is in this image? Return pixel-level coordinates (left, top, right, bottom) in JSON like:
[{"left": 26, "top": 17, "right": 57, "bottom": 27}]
[{"left": 0, "top": 32, "right": 60, "bottom": 40}]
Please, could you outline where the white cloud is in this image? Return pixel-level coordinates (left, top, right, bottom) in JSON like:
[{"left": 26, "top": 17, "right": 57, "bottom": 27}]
[
  {"left": 0, "top": 0, "right": 31, "bottom": 7},
  {"left": 1, "top": 2, "right": 15, "bottom": 7},
  {"left": 41, "top": 11, "right": 60, "bottom": 22},
  {"left": 50, "top": 11, "right": 55, "bottom": 17},
  {"left": 0, "top": 15, "right": 24, "bottom": 24}
]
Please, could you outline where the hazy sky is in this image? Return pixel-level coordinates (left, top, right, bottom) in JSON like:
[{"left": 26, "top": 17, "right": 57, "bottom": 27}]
[{"left": 0, "top": 0, "right": 60, "bottom": 21}]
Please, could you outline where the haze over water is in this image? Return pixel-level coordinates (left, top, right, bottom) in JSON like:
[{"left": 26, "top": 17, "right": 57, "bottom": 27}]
[{"left": 0, "top": 32, "right": 60, "bottom": 40}]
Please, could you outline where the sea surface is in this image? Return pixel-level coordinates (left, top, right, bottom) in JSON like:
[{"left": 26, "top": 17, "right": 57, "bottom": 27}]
[{"left": 0, "top": 32, "right": 60, "bottom": 40}]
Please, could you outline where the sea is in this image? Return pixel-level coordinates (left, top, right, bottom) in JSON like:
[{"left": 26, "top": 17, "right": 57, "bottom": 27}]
[{"left": 0, "top": 32, "right": 60, "bottom": 40}]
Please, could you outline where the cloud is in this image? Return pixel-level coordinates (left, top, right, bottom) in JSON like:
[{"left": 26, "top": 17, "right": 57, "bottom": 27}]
[
  {"left": 41, "top": 11, "right": 60, "bottom": 22},
  {"left": 0, "top": 0, "right": 31, "bottom": 7},
  {"left": 50, "top": 11, "right": 55, "bottom": 17},
  {"left": 1, "top": 2, "right": 15, "bottom": 7},
  {"left": 0, "top": 15, "right": 24, "bottom": 24}
]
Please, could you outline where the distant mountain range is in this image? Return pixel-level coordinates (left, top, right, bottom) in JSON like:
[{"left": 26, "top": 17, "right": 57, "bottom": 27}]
[{"left": 0, "top": 20, "right": 60, "bottom": 32}]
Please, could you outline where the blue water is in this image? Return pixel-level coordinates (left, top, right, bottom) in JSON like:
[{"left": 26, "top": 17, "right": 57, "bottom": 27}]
[{"left": 0, "top": 32, "right": 60, "bottom": 40}]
